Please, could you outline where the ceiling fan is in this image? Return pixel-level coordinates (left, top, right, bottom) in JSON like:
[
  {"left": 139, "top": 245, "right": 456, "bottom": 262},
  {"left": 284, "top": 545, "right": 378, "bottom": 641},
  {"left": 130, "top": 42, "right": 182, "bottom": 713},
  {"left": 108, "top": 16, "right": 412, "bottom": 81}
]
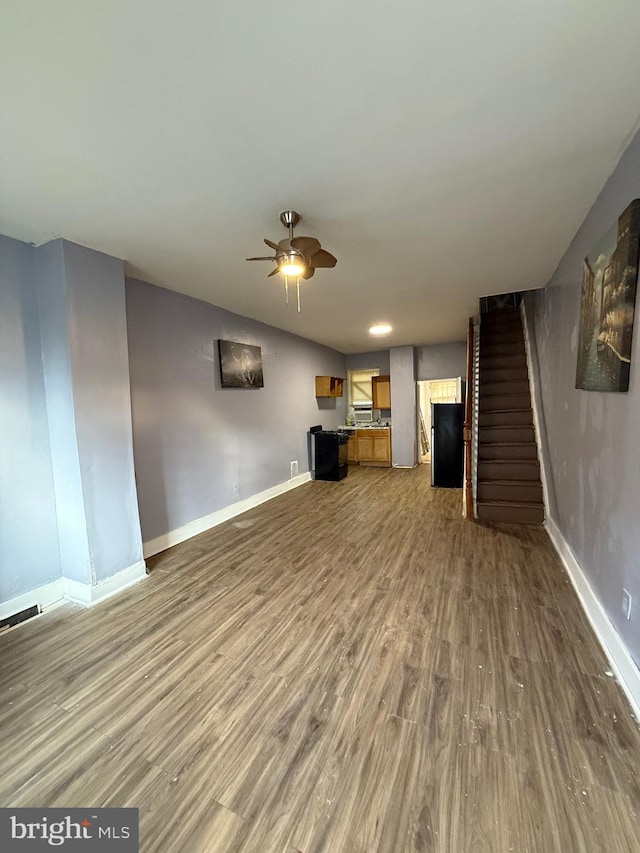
[{"left": 246, "top": 210, "right": 337, "bottom": 311}]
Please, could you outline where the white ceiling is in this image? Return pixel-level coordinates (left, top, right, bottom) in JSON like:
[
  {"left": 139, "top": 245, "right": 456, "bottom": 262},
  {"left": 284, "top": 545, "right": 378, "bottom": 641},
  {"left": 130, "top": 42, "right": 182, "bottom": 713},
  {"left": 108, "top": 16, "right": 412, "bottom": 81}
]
[{"left": 2, "top": 2, "right": 640, "bottom": 353}]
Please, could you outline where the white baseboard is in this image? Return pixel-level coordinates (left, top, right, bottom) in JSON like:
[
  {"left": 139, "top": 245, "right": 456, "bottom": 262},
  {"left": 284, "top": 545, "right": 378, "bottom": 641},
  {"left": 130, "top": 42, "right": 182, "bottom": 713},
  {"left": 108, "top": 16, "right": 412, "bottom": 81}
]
[
  {"left": 1, "top": 558, "right": 147, "bottom": 624},
  {"left": 62, "top": 560, "right": 148, "bottom": 607},
  {"left": 143, "top": 472, "right": 313, "bottom": 558},
  {"left": 0, "top": 578, "right": 65, "bottom": 622},
  {"left": 545, "top": 516, "right": 640, "bottom": 719}
]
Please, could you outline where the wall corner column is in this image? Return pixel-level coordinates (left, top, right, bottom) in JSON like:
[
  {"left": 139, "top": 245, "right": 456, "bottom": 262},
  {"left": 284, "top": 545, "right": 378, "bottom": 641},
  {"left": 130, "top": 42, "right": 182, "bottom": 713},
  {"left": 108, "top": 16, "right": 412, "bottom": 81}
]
[
  {"left": 390, "top": 345, "right": 418, "bottom": 467},
  {"left": 35, "top": 239, "right": 146, "bottom": 604}
]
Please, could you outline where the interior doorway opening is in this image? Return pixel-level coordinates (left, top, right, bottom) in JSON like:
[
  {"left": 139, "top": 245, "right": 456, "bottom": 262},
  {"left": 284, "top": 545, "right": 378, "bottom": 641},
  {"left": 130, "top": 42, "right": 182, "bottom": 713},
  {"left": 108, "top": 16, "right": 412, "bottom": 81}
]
[{"left": 416, "top": 377, "right": 463, "bottom": 464}]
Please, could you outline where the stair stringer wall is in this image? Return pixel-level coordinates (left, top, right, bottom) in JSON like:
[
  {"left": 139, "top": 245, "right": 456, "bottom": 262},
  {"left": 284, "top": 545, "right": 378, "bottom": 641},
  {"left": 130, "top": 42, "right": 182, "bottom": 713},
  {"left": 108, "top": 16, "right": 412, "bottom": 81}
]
[
  {"left": 520, "top": 296, "right": 556, "bottom": 522},
  {"left": 472, "top": 316, "right": 480, "bottom": 518}
]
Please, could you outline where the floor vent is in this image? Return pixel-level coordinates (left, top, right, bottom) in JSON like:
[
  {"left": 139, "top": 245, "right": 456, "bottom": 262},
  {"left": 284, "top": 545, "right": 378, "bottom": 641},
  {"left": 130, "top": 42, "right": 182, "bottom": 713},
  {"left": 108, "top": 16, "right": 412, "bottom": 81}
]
[{"left": 0, "top": 604, "right": 40, "bottom": 634}]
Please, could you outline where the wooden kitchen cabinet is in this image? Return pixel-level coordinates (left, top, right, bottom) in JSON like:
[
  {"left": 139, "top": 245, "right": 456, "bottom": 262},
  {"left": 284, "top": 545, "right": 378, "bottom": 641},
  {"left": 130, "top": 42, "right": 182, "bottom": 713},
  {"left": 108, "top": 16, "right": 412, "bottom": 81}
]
[
  {"left": 355, "top": 429, "right": 392, "bottom": 467},
  {"left": 315, "top": 375, "right": 344, "bottom": 397},
  {"left": 346, "top": 434, "right": 357, "bottom": 464},
  {"left": 372, "top": 375, "right": 391, "bottom": 409}
]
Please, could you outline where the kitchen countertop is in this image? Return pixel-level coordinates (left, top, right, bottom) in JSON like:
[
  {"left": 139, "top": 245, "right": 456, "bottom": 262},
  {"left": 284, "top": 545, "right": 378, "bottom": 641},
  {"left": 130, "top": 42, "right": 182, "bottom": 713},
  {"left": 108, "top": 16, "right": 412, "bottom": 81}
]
[{"left": 339, "top": 424, "right": 391, "bottom": 431}]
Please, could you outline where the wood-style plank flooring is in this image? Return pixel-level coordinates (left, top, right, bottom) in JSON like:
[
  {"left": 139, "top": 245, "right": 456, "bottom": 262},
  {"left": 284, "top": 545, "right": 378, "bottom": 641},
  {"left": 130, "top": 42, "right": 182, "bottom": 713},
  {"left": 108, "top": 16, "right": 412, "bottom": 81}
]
[{"left": 2, "top": 464, "right": 640, "bottom": 851}]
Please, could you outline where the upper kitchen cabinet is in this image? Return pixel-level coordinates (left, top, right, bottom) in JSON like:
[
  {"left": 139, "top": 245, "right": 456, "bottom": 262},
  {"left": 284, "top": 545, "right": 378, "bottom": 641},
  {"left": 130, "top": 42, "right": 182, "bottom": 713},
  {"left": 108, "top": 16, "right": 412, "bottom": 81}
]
[
  {"left": 315, "top": 375, "right": 345, "bottom": 397},
  {"left": 372, "top": 375, "right": 391, "bottom": 409}
]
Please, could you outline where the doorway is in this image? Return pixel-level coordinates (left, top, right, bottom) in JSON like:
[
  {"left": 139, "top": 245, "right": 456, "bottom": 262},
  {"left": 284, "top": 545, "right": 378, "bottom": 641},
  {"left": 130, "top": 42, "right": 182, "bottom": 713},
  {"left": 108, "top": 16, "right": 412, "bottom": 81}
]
[{"left": 416, "top": 377, "right": 463, "bottom": 464}]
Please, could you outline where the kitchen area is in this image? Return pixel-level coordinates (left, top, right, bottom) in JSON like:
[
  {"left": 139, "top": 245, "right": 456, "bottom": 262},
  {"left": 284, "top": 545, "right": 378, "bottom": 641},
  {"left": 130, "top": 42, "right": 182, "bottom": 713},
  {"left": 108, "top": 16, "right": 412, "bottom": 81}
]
[
  {"left": 312, "top": 357, "right": 465, "bottom": 486},
  {"left": 312, "top": 371, "right": 393, "bottom": 481},
  {"left": 341, "top": 372, "right": 393, "bottom": 468}
]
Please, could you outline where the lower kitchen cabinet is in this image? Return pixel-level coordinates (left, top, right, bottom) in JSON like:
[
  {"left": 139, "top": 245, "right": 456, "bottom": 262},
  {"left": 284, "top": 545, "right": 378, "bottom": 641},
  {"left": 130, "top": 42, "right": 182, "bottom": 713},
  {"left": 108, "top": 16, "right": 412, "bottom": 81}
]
[
  {"left": 355, "top": 429, "right": 391, "bottom": 467},
  {"left": 347, "top": 435, "right": 358, "bottom": 464}
]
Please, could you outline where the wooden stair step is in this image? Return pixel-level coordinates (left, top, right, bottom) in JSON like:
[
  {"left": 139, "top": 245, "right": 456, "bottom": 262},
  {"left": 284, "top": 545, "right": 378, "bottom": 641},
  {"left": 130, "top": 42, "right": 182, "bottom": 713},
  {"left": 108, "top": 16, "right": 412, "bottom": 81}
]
[
  {"left": 478, "top": 408, "right": 533, "bottom": 427},
  {"left": 481, "top": 330, "right": 523, "bottom": 343},
  {"left": 481, "top": 309, "right": 521, "bottom": 327},
  {"left": 482, "top": 324, "right": 523, "bottom": 336},
  {"left": 478, "top": 459, "right": 541, "bottom": 480},
  {"left": 479, "top": 425, "right": 535, "bottom": 443},
  {"left": 481, "top": 312, "right": 522, "bottom": 323},
  {"left": 481, "top": 329, "right": 525, "bottom": 345},
  {"left": 478, "top": 442, "right": 538, "bottom": 461},
  {"left": 477, "top": 501, "right": 545, "bottom": 525},
  {"left": 481, "top": 379, "right": 531, "bottom": 397},
  {"left": 480, "top": 341, "right": 526, "bottom": 357},
  {"left": 480, "top": 353, "right": 528, "bottom": 371},
  {"left": 480, "top": 365, "right": 529, "bottom": 383},
  {"left": 479, "top": 393, "right": 531, "bottom": 412},
  {"left": 478, "top": 479, "right": 543, "bottom": 502}
]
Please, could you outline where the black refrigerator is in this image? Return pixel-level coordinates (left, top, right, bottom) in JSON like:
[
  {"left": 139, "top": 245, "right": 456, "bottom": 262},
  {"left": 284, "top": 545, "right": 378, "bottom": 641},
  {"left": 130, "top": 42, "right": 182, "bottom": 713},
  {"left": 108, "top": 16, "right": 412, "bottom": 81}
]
[{"left": 431, "top": 403, "right": 464, "bottom": 488}]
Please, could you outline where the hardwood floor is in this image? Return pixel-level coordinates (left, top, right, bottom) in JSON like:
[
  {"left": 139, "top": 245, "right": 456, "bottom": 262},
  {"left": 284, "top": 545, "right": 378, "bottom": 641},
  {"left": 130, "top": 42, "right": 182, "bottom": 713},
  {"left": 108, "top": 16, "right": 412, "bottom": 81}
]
[{"left": 2, "top": 464, "right": 640, "bottom": 851}]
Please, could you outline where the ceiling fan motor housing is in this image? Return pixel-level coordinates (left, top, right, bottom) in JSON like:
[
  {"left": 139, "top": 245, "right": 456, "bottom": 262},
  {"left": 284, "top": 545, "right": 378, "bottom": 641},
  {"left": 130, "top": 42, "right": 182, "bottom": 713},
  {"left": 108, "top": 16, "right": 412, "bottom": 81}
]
[
  {"left": 278, "top": 211, "right": 306, "bottom": 271},
  {"left": 280, "top": 210, "right": 301, "bottom": 231}
]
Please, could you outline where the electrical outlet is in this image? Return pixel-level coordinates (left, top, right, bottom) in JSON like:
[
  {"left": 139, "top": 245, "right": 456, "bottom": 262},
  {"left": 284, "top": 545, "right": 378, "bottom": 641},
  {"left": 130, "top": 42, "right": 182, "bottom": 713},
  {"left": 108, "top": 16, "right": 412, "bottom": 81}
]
[
  {"left": 290, "top": 460, "right": 299, "bottom": 478},
  {"left": 622, "top": 589, "right": 632, "bottom": 620},
  {"left": 232, "top": 482, "right": 239, "bottom": 495}
]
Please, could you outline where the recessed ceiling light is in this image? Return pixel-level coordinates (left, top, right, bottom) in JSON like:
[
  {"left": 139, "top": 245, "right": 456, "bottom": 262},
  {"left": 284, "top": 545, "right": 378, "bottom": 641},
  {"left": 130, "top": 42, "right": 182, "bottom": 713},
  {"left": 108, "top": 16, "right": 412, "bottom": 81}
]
[{"left": 369, "top": 323, "right": 392, "bottom": 336}]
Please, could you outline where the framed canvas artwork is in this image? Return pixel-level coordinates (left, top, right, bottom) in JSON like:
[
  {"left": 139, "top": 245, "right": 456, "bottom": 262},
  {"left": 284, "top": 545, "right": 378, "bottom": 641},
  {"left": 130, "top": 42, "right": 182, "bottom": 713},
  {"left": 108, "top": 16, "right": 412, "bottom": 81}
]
[
  {"left": 576, "top": 198, "right": 640, "bottom": 392},
  {"left": 218, "top": 340, "right": 264, "bottom": 388}
]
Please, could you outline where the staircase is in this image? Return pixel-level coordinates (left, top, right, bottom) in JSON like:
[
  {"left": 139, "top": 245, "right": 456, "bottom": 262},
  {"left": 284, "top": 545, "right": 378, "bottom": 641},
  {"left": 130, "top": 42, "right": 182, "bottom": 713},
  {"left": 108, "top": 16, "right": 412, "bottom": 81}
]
[{"left": 477, "top": 308, "right": 544, "bottom": 524}]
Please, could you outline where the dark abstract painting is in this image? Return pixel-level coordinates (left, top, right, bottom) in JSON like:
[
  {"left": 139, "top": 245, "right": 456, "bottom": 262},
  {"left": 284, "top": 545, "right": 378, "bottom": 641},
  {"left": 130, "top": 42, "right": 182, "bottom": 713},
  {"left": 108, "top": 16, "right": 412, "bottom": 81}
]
[
  {"left": 576, "top": 199, "right": 640, "bottom": 392},
  {"left": 218, "top": 340, "right": 264, "bottom": 388}
]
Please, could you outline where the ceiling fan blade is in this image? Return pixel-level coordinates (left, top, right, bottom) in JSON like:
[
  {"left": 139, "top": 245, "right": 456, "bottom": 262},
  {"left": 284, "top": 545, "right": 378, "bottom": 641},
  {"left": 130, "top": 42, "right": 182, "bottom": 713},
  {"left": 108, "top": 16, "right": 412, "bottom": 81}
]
[
  {"left": 264, "top": 238, "right": 282, "bottom": 252},
  {"left": 268, "top": 267, "right": 281, "bottom": 278},
  {"left": 309, "top": 249, "right": 337, "bottom": 268},
  {"left": 246, "top": 256, "right": 276, "bottom": 261},
  {"left": 291, "top": 236, "right": 321, "bottom": 257},
  {"left": 302, "top": 265, "right": 315, "bottom": 280}
]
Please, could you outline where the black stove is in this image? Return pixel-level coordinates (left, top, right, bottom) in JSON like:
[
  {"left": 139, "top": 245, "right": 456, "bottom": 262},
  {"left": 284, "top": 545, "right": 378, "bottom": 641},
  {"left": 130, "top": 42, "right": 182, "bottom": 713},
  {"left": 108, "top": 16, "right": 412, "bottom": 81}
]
[{"left": 312, "top": 429, "right": 349, "bottom": 481}]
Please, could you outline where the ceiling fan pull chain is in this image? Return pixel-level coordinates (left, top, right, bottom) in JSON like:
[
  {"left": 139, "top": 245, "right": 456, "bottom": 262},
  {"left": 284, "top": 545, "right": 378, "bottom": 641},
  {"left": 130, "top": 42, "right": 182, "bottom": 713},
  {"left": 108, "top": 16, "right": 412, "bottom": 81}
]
[
  {"left": 284, "top": 275, "right": 289, "bottom": 306},
  {"left": 296, "top": 276, "right": 301, "bottom": 312}
]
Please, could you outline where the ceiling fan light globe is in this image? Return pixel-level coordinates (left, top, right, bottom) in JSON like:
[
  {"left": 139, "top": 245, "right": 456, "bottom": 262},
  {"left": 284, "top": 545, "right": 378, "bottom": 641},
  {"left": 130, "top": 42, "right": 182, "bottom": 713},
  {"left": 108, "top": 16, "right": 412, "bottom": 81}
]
[
  {"left": 278, "top": 250, "right": 306, "bottom": 277},
  {"left": 280, "top": 262, "right": 305, "bottom": 276}
]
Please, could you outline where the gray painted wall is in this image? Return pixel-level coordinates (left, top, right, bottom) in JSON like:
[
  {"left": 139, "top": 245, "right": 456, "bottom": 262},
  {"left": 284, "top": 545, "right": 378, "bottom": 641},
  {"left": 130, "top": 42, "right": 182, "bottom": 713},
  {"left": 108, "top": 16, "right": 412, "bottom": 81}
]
[
  {"left": 529, "top": 128, "right": 640, "bottom": 664},
  {"left": 125, "top": 278, "right": 346, "bottom": 543},
  {"left": 390, "top": 346, "right": 417, "bottom": 467},
  {"left": 416, "top": 341, "right": 466, "bottom": 381},
  {"left": 0, "top": 237, "right": 61, "bottom": 603},
  {"left": 345, "top": 350, "right": 390, "bottom": 374},
  {"left": 346, "top": 343, "right": 466, "bottom": 380}
]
